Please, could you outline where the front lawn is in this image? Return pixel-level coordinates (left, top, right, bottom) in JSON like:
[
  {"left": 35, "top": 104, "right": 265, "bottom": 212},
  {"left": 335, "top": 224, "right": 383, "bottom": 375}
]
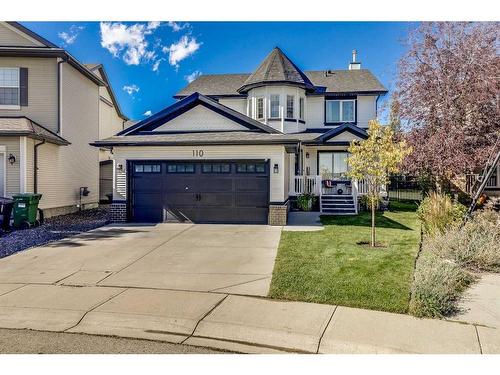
[{"left": 269, "top": 201, "right": 421, "bottom": 314}]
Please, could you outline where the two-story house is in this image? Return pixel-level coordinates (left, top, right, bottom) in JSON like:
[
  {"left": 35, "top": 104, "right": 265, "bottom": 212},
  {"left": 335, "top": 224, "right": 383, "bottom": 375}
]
[
  {"left": 0, "top": 22, "right": 127, "bottom": 218},
  {"left": 93, "top": 47, "right": 387, "bottom": 225}
]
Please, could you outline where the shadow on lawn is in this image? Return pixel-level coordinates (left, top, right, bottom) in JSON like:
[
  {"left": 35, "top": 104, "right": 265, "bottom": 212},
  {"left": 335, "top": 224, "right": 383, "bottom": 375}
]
[{"left": 320, "top": 211, "right": 413, "bottom": 231}]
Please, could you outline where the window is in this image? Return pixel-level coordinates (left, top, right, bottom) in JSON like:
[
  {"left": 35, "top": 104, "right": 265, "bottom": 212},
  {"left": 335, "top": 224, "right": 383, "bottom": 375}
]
[
  {"left": 236, "top": 163, "right": 266, "bottom": 173},
  {"left": 247, "top": 98, "right": 253, "bottom": 118},
  {"left": 256, "top": 97, "right": 264, "bottom": 120},
  {"left": 202, "top": 163, "right": 231, "bottom": 173},
  {"left": 166, "top": 163, "right": 195, "bottom": 173},
  {"left": 286, "top": 95, "right": 294, "bottom": 118},
  {"left": 134, "top": 164, "right": 161, "bottom": 173},
  {"left": 299, "top": 97, "right": 304, "bottom": 120},
  {"left": 270, "top": 94, "right": 280, "bottom": 118},
  {"left": 0, "top": 68, "right": 20, "bottom": 106},
  {"left": 318, "top": 152, "right": 349, "bottom": 179},
  {"left": 325, "top": 99, "right": 355, "bottom": 123}
]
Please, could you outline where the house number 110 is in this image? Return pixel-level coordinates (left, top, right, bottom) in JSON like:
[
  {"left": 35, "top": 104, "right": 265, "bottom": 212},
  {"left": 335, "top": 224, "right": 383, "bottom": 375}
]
[{"left": 192, "top": 150, "right": 204, "bottom": 157}]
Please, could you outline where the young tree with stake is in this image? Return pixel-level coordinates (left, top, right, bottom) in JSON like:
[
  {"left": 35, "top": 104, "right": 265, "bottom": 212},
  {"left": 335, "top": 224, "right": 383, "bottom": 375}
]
[{"left": 347, "top": 120, "right": 412, "bottom": 247}]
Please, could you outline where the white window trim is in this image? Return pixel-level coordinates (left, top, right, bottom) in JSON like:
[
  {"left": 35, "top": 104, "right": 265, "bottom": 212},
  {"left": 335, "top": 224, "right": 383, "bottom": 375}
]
[
  {"left": 256, "top": 97, "right": 265, "bottom": 120},
  {"left": 299, "top": 97, "right": 305, "bottom": 120},
  {"left": 269, "top": 94, "right": 280, "bottom": 119},
  {"left": 326, "top": 99, "right": 356, "bottom": 123},
  {"left": 0, "top": 67, "right": 21, "bottom": 109},
  {"left": 286, "top": 94, "right": 295, "bottom": 119}
]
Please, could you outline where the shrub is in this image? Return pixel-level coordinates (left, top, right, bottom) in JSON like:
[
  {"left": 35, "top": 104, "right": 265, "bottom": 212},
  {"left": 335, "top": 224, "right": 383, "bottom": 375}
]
[
  {"left": 417, "top": 192, "right": 466, "bottom": 236},
  {"left": 426, "top": 210, "right": 500, "bottom": 272},
  {"left": 297, "top": 193, "right": 316, "bottom": 212},
  {"left": 409, "top": 249, "right": 474, "bottom": 318}
]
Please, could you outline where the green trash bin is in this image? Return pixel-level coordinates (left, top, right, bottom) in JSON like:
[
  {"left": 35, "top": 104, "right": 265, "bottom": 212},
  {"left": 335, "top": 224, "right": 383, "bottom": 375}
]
[{"left": 12, "top": 193, "right": 42, "bottom": 229}]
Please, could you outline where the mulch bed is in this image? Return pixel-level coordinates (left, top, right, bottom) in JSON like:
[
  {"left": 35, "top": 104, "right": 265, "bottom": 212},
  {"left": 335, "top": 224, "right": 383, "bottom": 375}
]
[{"left": 0, "top": 206, "right": 110, "bottom": 258}]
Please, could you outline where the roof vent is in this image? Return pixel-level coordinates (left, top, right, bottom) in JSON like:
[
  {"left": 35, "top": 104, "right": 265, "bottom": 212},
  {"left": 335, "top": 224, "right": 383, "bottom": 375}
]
[
  {"left": 349, "top": 49, "right": 361, "bottom": 70},
  {"left": 324, "top": 69, "right": 335, "bottom": 77}
]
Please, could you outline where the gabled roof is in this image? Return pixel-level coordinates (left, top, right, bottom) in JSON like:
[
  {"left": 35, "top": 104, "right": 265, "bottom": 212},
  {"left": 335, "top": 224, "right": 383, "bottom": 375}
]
[
  {"left": 85, "top": 64, "right": 129, "bottom": 121},
  {"left": 306, "top": 123, "right": 368, "bottom": 145},
  {"left": 0, "top": 22, "right": 105, "bottom": 87},
  {"left": 119, "top": 92, "right": 282, "bottom": 136},
  {"left": 0, "top": 116, "right": 70, "bottom": 145},
  {"left": 237, "top": 47, "right": 315, "bottom": 93},
  {"left": 4, "top": 21, "right": 59, "bottom": 48}
]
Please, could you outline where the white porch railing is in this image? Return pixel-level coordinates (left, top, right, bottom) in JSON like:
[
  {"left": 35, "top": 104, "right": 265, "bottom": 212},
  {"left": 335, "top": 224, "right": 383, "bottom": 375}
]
[{"left": 290, "top": 175, "right": 322, "bottom": 196}]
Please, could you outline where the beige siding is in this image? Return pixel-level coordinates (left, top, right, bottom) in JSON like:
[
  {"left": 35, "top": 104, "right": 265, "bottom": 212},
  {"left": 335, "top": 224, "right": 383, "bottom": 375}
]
[
  {"left": 154, "top": 105, "right": 247, "bottom": 132},
  {"left": 357, "top": 95, "right": 377, "bottom": 128},
  {"left": 112, "top": 145, "right": 288, "bottom": 203},
  {"left": 305, "top": 96, "right": 324, "bottom": 129},
  {"left": 0, "top": 23, "right": 44, "bottom": 47},
  {"left": 0, "top": 136, "right": 20, "bottom": 197},
  {"left": 35, "top": 63, "right": 99, "bottom": 210},
  {"left": 25, "top": 137, "right": 34, "bottom": 193},
  {"left": 218, "top": 98, "right": 246, "bottom": 114},
  {"left": 0, "top": 57, "right": 58, "bottom": 131}
]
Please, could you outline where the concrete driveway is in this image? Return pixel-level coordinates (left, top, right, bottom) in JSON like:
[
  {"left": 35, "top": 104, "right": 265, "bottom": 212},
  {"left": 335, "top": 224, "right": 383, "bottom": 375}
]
[{"left": 0, "top": 223, "right": 281, "bottom": 296}]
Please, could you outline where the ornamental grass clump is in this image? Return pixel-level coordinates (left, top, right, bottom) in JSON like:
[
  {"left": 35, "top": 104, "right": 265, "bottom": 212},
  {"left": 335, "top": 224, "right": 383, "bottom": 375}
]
[
  {"left": 417, "top": 192, "right": 466, "bottom": 236},
  {"left": 427, "top": 210, "right": 500, "bottom": 272},
  {"left": 409, "top": 249, "right": 474, "bottom": 318}
]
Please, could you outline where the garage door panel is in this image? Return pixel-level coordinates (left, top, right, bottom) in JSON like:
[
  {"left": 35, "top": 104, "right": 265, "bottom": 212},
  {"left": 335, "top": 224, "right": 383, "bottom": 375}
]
[
  {"left": 235, "top": 192, "right": 269, "bottom": 208},
  {"left": 235, "top": 177, "right": 268, "bottom": 192},
  {"left": 130, "top": 160, "right": 269, "bottom": 224},
  {"left": 134, "top": 192, "right": 162, "bottom": 207}
]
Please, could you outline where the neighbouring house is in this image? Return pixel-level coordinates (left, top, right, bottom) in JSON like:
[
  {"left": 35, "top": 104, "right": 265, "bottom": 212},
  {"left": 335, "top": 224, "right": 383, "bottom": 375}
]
[
  {"left": 92, "top": 47, "right": 388, "bottom": 225},
  {"left": 0, "top": 22, "right": 127, "bottom": 218}
]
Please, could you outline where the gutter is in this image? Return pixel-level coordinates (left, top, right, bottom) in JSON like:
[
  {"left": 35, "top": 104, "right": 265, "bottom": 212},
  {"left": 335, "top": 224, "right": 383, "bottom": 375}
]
[{"left": 33, "top": 139, "right": 46, "bottom": 193}]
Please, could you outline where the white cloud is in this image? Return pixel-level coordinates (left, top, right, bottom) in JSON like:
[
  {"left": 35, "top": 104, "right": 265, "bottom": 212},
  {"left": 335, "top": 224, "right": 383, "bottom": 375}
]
[
  {"left": 167, "top": 21, "right": 189, "bottom": 32},
  {"left": 100, "top": 22, "right": 158, "bottom": 65},
  {"left": 123, "top": 84, "right": 139, "bottom": 96},
  {"left": 163, "top": 35, "right": 201, "bottom": 68},
  {"left": 58, "top": 25, "right": 84, "bottom": 45},
  {"left": 143, "top": 110, "right": 153, "bottom": 116},
  {"left": 185, "top": 70, "right": 202, "bottom": 83},
  {"left": 152, "top": 58, "right": 166, "bottom": 72}
]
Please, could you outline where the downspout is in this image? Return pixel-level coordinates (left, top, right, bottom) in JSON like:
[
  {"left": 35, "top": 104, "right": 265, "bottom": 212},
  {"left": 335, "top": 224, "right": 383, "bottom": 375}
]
[
  {"left": 57, "top": 58, "right": 67, "bottom": 134},
  {"left": 33, "top": 139, "right": 46, "bottom": 194}
]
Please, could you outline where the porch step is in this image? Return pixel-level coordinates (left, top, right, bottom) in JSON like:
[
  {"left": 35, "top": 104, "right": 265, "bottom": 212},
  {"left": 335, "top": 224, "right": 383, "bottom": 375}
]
[{"left": 320, "top": 194, "right": 357, "bottom": 215}]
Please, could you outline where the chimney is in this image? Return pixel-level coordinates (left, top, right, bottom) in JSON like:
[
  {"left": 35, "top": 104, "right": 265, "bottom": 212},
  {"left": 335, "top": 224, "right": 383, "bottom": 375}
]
[{"left": 349, "top": 49, "right": 361, "bottom": 70}]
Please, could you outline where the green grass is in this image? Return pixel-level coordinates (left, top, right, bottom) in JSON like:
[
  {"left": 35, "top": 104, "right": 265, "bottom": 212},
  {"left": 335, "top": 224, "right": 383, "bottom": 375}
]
[{"left": 269, "top": 201, "right": 421, "bottom": 314}]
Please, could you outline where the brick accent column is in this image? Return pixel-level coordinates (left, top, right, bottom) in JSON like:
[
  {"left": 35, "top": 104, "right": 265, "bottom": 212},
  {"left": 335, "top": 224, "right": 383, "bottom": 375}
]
[
  {"left": 109, "top": 202, "right": 127, "bottom": 223},
  {"left": 268, "top": 204, "right": 289, "bottom": 226}
]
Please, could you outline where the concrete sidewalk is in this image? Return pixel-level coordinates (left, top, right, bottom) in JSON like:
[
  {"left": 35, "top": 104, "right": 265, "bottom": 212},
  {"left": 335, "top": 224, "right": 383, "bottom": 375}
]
[{"left": 0, "top": 283, "right": 497, "bottom": 354}]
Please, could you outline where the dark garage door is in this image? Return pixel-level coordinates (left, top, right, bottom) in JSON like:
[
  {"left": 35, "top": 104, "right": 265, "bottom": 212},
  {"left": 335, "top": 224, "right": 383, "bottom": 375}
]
[{"left": 129, "top": 160, "right": 269, "bottom": 224}]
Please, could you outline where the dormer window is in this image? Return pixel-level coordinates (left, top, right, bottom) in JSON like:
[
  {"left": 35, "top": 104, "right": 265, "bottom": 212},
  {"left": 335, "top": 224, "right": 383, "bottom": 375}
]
[
  {"left": 286, "top": 95, "right": 294, "bottom": 118},
  {"left": 270, "top": 94, "right": 280, "bottom": 118},
  {"left": 326, "top": 99, "right": 355, "bottom": 123},
  {"left": 256, "top": 97, "right": 264, "bottom": 120}
]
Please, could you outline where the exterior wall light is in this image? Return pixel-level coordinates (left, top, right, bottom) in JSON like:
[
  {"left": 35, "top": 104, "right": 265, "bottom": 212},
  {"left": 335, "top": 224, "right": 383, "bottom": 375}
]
[
  {"left": 116, "top": 163, "right": 123, "bottom": 171},
  {"left": 273, "top": 163, "right": 279, "bottom": 173},
  {"left": 305, "top": 152, "right": 310, "bottom": 159},
  {"left": 8, "top": 154, "right": 16, "bottom": 165}
]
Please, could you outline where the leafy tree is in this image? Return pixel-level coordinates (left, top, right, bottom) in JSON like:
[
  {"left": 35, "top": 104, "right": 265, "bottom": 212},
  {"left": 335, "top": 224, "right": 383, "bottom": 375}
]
[
  {"left": 347, "top": 120, "right": 412, "bottom": 247},
  {"left": 395, "top": 22, "right": 500, "bottom": 190}
]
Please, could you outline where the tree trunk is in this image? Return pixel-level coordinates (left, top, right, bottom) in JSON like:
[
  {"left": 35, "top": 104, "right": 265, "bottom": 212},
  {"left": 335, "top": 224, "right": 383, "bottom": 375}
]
[{"left": 371, "top": 199, "right": 376, "bottom": 247}]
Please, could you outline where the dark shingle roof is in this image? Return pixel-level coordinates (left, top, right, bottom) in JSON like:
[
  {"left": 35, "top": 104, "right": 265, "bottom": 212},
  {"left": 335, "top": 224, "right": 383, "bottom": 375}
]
[
  {"left": 238, "top": 47, "right": 315, "bottom": 93},
  {"left": 175, "top": 70, "right": 387, "bottom": 98},
  {"left": 0, "top": 117, "right": 70, "bottom": 145}
]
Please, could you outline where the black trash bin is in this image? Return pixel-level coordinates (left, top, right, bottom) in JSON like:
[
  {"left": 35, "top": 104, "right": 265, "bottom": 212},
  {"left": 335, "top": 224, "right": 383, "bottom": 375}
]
[{"left": 0, "top": 197, "right": 14, "bottom": 232}]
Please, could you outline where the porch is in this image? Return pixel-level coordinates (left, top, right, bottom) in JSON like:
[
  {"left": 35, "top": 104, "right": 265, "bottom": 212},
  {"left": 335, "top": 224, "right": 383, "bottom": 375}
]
[{"left": 289, "top": 175, "right": 369, "bottom": 214}]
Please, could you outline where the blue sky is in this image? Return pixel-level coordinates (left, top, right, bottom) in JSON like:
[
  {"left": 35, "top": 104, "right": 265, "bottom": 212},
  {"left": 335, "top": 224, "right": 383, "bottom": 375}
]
[{"left": 23, "top": 22, "right": 415, "bottom": 120}]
